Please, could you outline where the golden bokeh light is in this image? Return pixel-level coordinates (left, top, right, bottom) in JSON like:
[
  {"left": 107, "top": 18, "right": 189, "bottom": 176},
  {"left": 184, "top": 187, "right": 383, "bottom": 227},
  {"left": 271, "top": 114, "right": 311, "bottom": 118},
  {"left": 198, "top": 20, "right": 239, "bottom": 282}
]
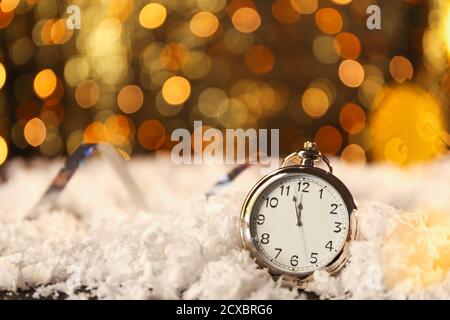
[
  {"left": 160, "top": 43, "right": 189, "bottom": 71},
  {"left": 83, "top": 121, "right": 109, "bottom": 144},
  {"left": 0, "top": 63, "right": 6, "bottom": 89},
  {"left": 313, "top": 36, "right": 339, "bottom": 64},
  {"left": 339, "top": 103, "right": 366, "bottom": 134},
  {"left": 0, "top": 136, "right": 7, "bottom": 166},
  {"left": 105, "top": 114, "right": 132, "bottom": 146},
  {"left": 290, "top": 0, "right": 318, "bottom": 15},
  {"left": 0, "top": 0, "right": 19, "bottom": 13},
  {"left": 272, "top": 0, "right": 301, "bottom": 24},
  {"left": 315, "top": 125, "right": 342, "bottom": 155},
  {"left": 371, "top": 84, "right": 447, "bottom": 165},
  {"left": 301, "top": 87, "right": 329, "bottom": 118},
  {"left": 389, "top": 56, "right": 414, "bottom": 83},
  {"left": 331, "top": 0, "right": 352, "bottom": 5},
  {"left": 138, "top": 119, "right": 166, "bottom": 150},
  {"left": 244, "top": 45, "right": 275, "bottom": 74},
  {"left": 162, "top": 76, "right": 191, "bottom": 105},
  {"left": 50, "top": 19, "right": 73, "bottom": 45},
  {"left": 139, "top": 3, "right": 167, "bottom": 29},
  {"left": 190, "top": 11, "right": 219, "bottom": 38},
  {"left": 338, "top": 60, "right": 365, "bottom": 87},
  {"left": 75, "top": 80, "right": 100, "bottom": 108},
  {"left": 0, "top": 8, "right": 14, "bottom": 29},
  {"left": 315, "top": 8, "right": 343, "bottom": 35},
  {"left": 118, "top": 85, "right": 144, "bottom": 114},
  {"left": 33, "top": 69, "right": 57, "bottom": 99},
  {"left": 341, "top": 144, "right": 366, "bottom": 167},
  {"left": 334, "top": 32, "right": 361, "bottom": 60},
  {"left": 24, "top": 117, "right": 47, "bottom": 147},
  {"left": 232, "top": 7, "right": 261, "bottom": 33},
  {"left": 40, "top": 19, "right": 55, "bottom": 46}
]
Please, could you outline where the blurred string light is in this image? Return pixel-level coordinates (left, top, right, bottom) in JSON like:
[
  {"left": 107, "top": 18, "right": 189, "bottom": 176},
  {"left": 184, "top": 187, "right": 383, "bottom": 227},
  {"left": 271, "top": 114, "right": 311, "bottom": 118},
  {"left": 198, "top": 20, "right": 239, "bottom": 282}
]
[{"left": 0, "top": 0, "right": 445, "bottom": 166}]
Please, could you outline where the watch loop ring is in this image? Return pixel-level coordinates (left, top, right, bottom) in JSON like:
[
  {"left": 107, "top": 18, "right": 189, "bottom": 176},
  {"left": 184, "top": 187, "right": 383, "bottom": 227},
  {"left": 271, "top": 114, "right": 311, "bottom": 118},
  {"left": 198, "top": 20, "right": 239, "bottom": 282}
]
[{"left": 281, "top": 141, "right": 333, "bottom": 174}]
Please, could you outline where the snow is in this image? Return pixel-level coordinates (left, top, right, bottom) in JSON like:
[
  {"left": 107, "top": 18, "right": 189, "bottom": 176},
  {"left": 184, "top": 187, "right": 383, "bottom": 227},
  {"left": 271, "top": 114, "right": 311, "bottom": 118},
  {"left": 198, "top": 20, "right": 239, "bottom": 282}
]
[{"left": 0, "top": 154, "right": 449, "bottom": 299}]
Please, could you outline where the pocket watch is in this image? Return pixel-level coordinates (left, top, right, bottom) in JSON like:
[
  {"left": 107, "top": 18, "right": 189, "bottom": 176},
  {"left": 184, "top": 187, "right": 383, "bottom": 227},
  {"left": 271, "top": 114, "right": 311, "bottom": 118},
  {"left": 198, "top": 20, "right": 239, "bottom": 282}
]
[{"left": 240, "top": 141, "right": 357, "bottom": 285}]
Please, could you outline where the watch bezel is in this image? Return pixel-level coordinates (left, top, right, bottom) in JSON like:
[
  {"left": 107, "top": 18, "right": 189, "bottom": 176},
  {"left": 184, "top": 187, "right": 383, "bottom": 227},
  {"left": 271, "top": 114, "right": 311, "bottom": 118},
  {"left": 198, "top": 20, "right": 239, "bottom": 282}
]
[{"left": 240, "top": 165, "right": 358, "bottom": 285}]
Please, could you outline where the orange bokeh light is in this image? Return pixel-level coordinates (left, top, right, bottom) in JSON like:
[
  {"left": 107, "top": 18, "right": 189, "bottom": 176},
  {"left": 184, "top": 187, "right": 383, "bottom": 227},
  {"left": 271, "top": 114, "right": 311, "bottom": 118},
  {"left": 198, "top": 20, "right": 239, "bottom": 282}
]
[
  {"left": 24, "top": 118, "right": 47, "bottom": 147},
  {"left": 315, "top": 125, "right": 342, "bottom": 155},
  {"left": 138, "top": 119, "right": 166, "bottom": 150},
  {"left": 231, "top": 7, "right": 261, "bottom": 33},
  {"left": 244, "top": 45, "right": 275, "bottom": 74},
  {"left": 118, "top": 85, "right": 144, "bottom": 114},
  {"left": 315, "top": 8, "right": 343, "bottom": 35},
  {"left": 34, "top": 69, "right": 58, "bottom": 99},
  {"left": 334, "top": 32, "right": 361, "bottom": 60},
  {"left": 339, "top": 103, "right": 366, "bottom": 134},
  {"left": 83, "top": 122, "right": 110, "bottom": 144},
  {"left": 272, "top": 0, "right": 301, "bottom": 24}
]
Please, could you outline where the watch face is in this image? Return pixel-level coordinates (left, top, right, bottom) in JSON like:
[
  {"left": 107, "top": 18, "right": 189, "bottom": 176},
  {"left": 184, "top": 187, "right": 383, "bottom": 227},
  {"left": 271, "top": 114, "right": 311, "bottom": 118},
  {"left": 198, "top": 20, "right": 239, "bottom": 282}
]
[{"left": 241, "top": 166, "right": 356, "bottom": 278}]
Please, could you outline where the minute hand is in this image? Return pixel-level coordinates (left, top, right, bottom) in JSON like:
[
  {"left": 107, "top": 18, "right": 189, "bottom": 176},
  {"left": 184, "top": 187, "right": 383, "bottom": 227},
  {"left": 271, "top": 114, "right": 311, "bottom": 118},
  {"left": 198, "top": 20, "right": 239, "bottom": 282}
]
[{"left": 293, "top": 195, "right": 302, "bottom": 226}]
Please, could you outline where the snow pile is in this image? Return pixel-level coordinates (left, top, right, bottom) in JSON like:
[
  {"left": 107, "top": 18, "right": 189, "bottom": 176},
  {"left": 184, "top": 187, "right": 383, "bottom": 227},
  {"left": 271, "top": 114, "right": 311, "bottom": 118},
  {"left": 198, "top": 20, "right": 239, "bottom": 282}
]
[{"left": 0, "top": 155, "right": 449, "bottom": 299}]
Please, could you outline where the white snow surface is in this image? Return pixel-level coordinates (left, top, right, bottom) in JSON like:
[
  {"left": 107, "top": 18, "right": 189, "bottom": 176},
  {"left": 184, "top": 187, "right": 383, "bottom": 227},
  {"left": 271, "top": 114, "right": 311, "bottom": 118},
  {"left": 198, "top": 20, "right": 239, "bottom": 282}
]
[{"left": 0, "top": 155, "right": 449, "bottom": 299}]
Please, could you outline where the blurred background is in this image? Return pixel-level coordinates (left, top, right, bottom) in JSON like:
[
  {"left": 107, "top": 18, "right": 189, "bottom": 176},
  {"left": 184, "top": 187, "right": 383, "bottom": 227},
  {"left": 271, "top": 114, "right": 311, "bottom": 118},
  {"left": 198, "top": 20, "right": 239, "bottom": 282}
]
[{"left": 0, "top": 0, "right": 448, "bottom": 169}]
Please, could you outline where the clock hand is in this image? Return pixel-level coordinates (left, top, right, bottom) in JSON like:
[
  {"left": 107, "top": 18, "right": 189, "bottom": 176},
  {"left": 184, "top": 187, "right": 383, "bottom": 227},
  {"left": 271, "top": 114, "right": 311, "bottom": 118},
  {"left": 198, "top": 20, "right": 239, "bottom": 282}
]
[
  {"left": 297, "top": 192, "right": 304, "bottom": 226},
  {"left": 292, "top": 195, "right": 301, "bottom": 226},
  {"left": 296, "top": 192, "right": 309, "bottom": 261}
]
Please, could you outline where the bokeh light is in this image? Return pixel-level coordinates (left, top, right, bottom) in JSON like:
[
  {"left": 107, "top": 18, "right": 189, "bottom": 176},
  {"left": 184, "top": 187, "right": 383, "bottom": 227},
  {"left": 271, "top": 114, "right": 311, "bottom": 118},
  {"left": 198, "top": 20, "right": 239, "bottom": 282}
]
[
  {"left": 162, "top": 76, "right": 191, "bottom": 105},
  {"left": 272, "top": 0, "right": 301, "bottom": 24},
  {"left": 75, "top": 80, "right": 100, "bottom": 109},
  {"left": 138, "top": 119, "right": 166, "bottom": 150},
  {"left": 232, "top": 7, "right": 261, "bottom": 33},
  {"left": 315, "top": 8, "right": 343, "bottom": 35},
  {"left": 0, "top": 136, "right": 7, "bottom": 166},
  {"left": 341, "top": 144, "right": 366, "bottom": 167},
  {"left": 290, "top": 0, "right": 318, "bottom": 15},
  {"left": 160, "top": 43, "right": 189, "bottom": 71},
  {"left": 118, "top": 85, "right": 144, "bottom": 114},
  {"left": 334, "top": 32, "right": 361, "bottom": 59},
  {"left": 389, "top": 56, "right": 414, "bottom": 83},
  {"left": 24, "top": 117, "right": 46, "bottom": 147},
  {"left": 371, "top": 85, "right": 446, "bottom": 165},
  {"left": 301, "top": 87, "right": 329, "bottom": 118},
  {"left": 190, "top": 11, "right": 219, "bottom": 38},
  {"left": 139, "top": 3, "right": 167, "bottom": 29},
  {"left": 244, "top": 45, "right": 275, "bottom": 74},
  {"left": 83, "top": 121, "right": 109, "bottom": 144},
  {"left": 339, "top": 103, "right": 366, "bottom": 134},
  {"left": 33, "top": 69, "right": 57, "bottom": 99},
  {"left": 0, "top": 63, "right": 6, "bottom": 89},
  {"left": 0, "top": 7, "right": 14, "bottom": 29},
  {"left": 338, "top": 60, "right": 365, "bottom": 87},
  {"left": 0, "top": 0, "right": 19, "bottom": 13},
  {"left": 315, "top": 125, "right": 342, "bottom": 155},
  {"left": 0, "top": 0, "right": 445, "bottom": 166}
]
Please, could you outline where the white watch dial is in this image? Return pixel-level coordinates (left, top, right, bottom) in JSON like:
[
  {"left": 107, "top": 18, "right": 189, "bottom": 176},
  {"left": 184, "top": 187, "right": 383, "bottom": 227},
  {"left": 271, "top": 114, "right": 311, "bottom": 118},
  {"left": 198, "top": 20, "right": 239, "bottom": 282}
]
[{"left": 249, "top": 173, "right": 350, "bottom": 275}]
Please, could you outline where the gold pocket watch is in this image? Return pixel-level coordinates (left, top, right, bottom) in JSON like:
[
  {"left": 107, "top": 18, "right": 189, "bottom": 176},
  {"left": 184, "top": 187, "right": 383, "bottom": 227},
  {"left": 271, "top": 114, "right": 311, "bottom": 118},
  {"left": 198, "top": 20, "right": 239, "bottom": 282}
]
[{"left": 240, "top": 142, "right": 357, "bottom": 285}]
